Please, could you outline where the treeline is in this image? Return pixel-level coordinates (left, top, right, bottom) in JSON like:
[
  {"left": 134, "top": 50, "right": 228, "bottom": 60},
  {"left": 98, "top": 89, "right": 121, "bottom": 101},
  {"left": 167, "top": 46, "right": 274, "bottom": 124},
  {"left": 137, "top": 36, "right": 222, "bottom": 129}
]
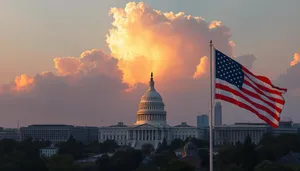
[
  {"left": 216, "top": 133, "right": 300, "bottom": 171},
  {"left": 1, "top": 133, "right": 300, "bottom": 171}
]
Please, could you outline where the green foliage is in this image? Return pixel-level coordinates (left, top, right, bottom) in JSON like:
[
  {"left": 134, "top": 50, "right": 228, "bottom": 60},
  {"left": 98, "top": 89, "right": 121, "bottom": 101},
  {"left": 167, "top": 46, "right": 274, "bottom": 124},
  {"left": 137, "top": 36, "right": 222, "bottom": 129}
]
[
  {"left": 225, "top": 164, "right": 246, "bottom": 171},
  {"left": 58, "top": 135, "right": 85, "bottom": 159},
  {"left": 96, "top": 154, "right": 111, "bottom": 171},
  {"left": 254, "top": 160, "right": 294, "bottom": 171},
  {"left": 152, "top": 150, "right": 177, "bottom": 168},
  {"left": 95, "top": 149, "right": 143, "bottom": 171},
  {"left": 168, "top": 138, "right": 184, "bottom": 151},
  {"left": 0, "top": 138, "right": 49, "bottom": 171},
  {"left": 47, "top": 154, "right": 81, "bottom": 171},
  {"left": 134, "top": 164, "right": 160, "bottom": 171},
  {"left": 156, "top": 138, "right": 168, "bottom": 153},
  {"left": 198, "top": 148, "right": 209, "bottom": 167},
  {"left": 164, "top": 160, "right": 194, "bottom": 171},
  {"left": 141, "top": 143, "right": 154, "bottom": 155}
]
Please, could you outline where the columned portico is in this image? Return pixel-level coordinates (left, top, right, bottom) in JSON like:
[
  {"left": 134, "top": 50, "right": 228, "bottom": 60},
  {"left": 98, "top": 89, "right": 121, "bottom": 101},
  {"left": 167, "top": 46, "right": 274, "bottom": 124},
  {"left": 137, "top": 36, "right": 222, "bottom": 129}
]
[{"left": 98, "top": 72, "right": 199, "bottom": 149}]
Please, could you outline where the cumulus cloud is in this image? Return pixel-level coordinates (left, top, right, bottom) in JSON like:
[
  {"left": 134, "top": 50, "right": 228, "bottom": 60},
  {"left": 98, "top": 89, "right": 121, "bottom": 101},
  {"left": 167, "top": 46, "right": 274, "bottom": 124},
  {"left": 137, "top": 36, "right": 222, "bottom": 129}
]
[
  {"left": 0, "top": 49, "right": 143, "bottom": 127},
  {"left": 290, "top": 53, "right": 300, "bottom": 66},
  {"left": 276, "top": 53, "right": 300, "bottom": 90},
  {"left": 107, "top": 2, "right": 233, "bottom": 86}
]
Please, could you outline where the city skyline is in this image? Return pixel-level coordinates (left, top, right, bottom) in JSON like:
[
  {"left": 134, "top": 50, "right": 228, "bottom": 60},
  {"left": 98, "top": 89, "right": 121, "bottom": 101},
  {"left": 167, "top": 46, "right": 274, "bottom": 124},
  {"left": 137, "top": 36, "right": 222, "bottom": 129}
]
[{"left": 0, "top": 1, "right": 299, "bottom": 127}]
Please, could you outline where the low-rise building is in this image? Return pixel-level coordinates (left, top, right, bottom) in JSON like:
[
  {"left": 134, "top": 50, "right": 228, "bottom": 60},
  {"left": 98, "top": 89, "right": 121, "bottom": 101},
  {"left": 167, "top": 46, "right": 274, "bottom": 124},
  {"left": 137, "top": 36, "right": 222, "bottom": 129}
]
[
  {"left": 20, "top": 124, "right": 98, "bottom": 144},
  {"left": 40, "top": 145, "right": 59, "bottom": 158},
  {"left": 0, "top": 128, "right": 20, "bottom": 141}
]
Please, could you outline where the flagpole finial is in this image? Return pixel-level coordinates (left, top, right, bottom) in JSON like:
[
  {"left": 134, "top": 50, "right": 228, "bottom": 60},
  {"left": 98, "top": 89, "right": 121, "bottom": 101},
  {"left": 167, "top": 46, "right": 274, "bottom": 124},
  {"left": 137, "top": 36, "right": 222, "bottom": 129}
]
[{"left": 209, "top": 40, "right": 212, "bottom": 47}]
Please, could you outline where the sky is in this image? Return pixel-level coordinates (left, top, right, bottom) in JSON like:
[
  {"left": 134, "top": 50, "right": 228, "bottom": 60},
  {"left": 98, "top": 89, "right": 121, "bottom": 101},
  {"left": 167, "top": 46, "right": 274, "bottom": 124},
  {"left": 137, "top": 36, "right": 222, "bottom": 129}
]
[{"left": 0, "top": 0, "right": 299, "bottom": 127}]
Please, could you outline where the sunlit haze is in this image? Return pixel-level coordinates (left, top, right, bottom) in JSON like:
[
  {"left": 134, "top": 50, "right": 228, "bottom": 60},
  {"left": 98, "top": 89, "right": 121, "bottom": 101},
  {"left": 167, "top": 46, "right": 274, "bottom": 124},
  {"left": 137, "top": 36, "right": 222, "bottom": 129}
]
[{"left": 0, "top": 0, "right": 299, "bottom": 127}]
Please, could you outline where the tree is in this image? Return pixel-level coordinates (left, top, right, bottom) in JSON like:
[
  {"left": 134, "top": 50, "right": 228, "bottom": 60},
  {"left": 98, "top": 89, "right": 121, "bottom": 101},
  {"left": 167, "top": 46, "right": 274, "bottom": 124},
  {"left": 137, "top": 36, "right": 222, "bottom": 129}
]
[
  {"left": 58, "top": 135, "right": 84, "bottom": 159},
  {"left": 84, "top": 141, "right": 101, "bottom": 154},
  {"left": 141, "top": 143, "right": 154, "bottom": 155},
  {"left": 100, "top": 139, "right": 119, "bottom": 153},
  {"left": 164, "top": 160, "right": 194, "bottom": 171},
  {"left": 0, "top": 139, "right": 17, "bottom": 154},
  {"left": 156, "top": 138, "right": 168, "bottom": 153},
  {"left": 46, "top": 154, "right": 80, "bottom": 171},
  {"left": 239, "top": 135, "right": 258, "bottom": 171},
  {"left": 254, "top": 160, "right": 294, "bottom": 171},
  {"left": 152, "top": 151, "right": 177, "bottom": 168},
  {"left": 225, "top": 164, "right": 246, "bottom": 171},
  {"left": 134, "top": 164, "right": 159, "bottom": 171},
  {"left": 96, "top": 154, "right": 111, "bottom": 171},
  {"left": 109, "top": 150, "right": 143, "bottom": 171},
  {"left": 169, "top": 138, "right": 184, "bottom": 151},
  {"left": 198, "top": 148, "right": 209, "bottom": 168}
]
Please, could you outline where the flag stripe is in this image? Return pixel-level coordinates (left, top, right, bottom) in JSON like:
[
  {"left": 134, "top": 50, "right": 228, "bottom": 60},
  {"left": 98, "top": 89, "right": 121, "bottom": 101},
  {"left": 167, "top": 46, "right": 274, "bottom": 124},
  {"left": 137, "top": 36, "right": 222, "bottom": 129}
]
[
  {"left": 244, "top": 77, "right": 285, "bottom": 103},
  {"left": 242, "top": 80, "right": 284, "bottom": 105},
  {"left": 241, "top": 85, "right": 283, "bottom": 111},
  {"left": 216, "top": 80, "right": 280, "bottom": 121},
  {"left": 244, "top": 72, "right": 283, "bottom": 96},
  {"left": 215, "top": 94, "right": 278, "bottom": 128},
  {"left": 242, "top": 67, "right": 287, "bottom": 93}
]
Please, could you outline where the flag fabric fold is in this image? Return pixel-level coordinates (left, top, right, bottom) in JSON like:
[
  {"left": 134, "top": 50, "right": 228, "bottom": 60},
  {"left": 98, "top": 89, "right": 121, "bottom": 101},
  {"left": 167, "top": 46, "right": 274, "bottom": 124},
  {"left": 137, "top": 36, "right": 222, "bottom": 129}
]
[{"left": 214, "top": 49, "right": 287, "bottom": 128}]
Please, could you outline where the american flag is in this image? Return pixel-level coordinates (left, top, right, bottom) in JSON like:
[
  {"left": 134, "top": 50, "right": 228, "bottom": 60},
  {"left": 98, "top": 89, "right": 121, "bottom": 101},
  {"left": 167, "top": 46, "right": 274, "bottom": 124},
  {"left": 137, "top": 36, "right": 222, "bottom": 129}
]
[{"left": 215, "top": 49, "right": 287, "bottom": 128}]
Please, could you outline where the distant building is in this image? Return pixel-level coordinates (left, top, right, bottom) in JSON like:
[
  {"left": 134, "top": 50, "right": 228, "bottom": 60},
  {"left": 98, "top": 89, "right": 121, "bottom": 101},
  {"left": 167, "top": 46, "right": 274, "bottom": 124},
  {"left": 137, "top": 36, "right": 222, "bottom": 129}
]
[
  {"left": 0, "top": 128, "right": 19, "bottom": 141},
  {"left": 20, "top": 125, "right": 98, "bottom": 144},
  {"left": 214, "top": 102, "right": 222, "bottom": 126},
  {"left": 40, "top": 145, "right": 58, "bottom": 158},
  {"left": 197, "top": 115, "right": 208, "bottom": 128},
  {"left": 98, "top": 73, "right": 202, "bottom": 149},
  {"left": 213, "top": 120, "right": 300, "bottom": 146}
]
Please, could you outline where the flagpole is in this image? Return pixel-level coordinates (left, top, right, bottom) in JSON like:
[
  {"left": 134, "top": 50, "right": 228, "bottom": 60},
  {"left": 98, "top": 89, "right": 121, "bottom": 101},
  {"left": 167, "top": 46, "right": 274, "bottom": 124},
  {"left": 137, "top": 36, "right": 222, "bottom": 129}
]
[{"left": 209, "top": 40, "right": 214, "bottom": 171}]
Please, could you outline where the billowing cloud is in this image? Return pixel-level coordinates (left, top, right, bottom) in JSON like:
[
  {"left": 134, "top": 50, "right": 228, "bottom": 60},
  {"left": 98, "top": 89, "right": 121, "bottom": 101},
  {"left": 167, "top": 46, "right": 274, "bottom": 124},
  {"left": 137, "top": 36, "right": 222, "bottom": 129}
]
[
  {"left": 276, "top": 52, "right": 300, "bottom": 90},
  {"left": 193, "top": 56, "right": 208, "bottom": 79},
  {"left": 107, "top": 2, "right": 233, "bottom": 86},
  {"left": 0, "top": 2, "right": 297, "bottom": 127},
  {"left": 290, "top": 53, "right": 300, "bottom": 66}
]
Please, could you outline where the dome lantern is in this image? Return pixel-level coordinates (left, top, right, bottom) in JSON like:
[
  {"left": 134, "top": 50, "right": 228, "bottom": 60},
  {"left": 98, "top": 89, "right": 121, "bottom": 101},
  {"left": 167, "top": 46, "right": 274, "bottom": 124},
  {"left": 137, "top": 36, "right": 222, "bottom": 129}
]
[{"left": 135, "top": 72, "right": 167, "bottom": 126}]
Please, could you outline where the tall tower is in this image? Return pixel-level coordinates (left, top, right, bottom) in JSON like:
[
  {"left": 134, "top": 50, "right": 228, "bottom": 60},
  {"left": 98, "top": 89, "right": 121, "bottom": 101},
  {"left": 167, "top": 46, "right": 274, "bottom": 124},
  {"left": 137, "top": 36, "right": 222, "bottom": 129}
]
[
  {"left": 214, "top": 102, "right": 222, "bottom": 126},
  {"left": 135, "top": 73, "right": 167, "bottom": 126}
]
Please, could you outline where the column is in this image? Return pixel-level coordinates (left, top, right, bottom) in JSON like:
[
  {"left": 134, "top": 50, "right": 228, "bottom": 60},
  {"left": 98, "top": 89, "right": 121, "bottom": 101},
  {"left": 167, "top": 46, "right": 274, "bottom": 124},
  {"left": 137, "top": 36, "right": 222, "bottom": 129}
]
[{"left": 151, "top": 130, "right": 154, "bottom": 140}]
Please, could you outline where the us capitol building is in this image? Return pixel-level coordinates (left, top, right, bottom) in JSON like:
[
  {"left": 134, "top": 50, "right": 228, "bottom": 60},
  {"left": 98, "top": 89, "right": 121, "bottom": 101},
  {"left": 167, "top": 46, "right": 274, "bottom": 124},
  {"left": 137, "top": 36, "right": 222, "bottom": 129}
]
[{"left": 98, "top": 73, "right": 201, "bottom": 149}]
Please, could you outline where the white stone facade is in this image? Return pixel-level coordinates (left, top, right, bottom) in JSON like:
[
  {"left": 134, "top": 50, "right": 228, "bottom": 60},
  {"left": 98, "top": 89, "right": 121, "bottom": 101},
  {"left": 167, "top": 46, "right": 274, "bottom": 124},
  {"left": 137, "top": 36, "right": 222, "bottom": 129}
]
[
  {"left": 99, "top": 73, "right": 201, "bottom": 149},
  {"left": 40, "top": 145, "right": 58, "bottom": 158}
]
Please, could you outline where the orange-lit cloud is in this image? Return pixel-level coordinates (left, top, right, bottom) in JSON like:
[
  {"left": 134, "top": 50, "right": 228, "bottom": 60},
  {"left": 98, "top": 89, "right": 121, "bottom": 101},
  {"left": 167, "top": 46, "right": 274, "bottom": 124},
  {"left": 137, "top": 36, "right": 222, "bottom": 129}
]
[
  {"left": 290, "top": 53, "right": 300, "bottom": 66},
  {"left": 193, "top": 56, "right": 208, "bottom": 79},
  {"left": 12, "top": 74, "right": 35, "bottom": 92},
  {"left": 107, "top": 2, "right": 233, "bottom": 86}
]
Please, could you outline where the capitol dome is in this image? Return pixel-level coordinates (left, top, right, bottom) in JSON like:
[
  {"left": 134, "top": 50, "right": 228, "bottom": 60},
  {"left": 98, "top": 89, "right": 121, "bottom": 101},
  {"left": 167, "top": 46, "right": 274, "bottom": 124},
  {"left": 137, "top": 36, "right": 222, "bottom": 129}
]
[{"left": 136, "top": 73, "right": 167, "bottom": 126}]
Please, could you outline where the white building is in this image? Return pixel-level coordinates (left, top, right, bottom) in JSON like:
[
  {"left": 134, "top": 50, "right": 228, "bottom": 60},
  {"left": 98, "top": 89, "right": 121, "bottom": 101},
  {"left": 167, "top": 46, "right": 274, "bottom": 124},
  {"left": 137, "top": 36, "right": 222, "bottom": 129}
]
[
  {"left": 213, "top": 121, "right": 300, "bottom": 146},
  {"left": 40, "top": 145, "right": 59, "bottom": 158},
  {"left": 99, "top": 73, "right": 202, "bottom": 149},
  {"left": 214, "top": 123, "right": 268, "bottom": 146}
]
